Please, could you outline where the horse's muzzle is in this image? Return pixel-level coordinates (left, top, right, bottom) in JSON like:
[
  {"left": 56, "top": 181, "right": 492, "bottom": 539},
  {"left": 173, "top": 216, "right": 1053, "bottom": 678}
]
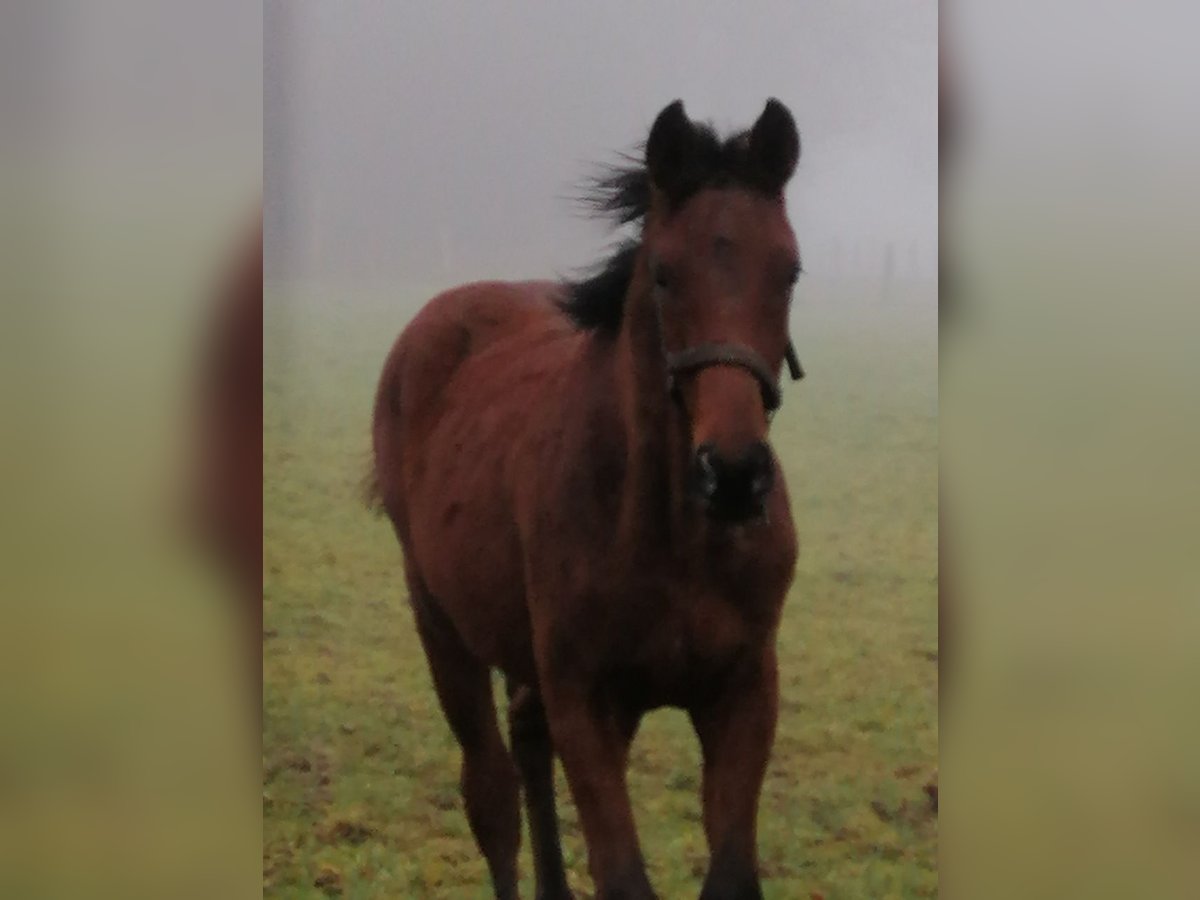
[{"left": 691, "top": 441, "right": 774, "bottom": 523}]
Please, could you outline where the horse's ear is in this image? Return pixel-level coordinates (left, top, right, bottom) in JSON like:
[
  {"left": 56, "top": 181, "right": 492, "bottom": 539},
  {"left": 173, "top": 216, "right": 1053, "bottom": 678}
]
[
  {"left": 646, "top": 100, "right": 697, "bottom": 201},
  {"left": 748, "top": 98, "right": 800, "bottom": 194}
]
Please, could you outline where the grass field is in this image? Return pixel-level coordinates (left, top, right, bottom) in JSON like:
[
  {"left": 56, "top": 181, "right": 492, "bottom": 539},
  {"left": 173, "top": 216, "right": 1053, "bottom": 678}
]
[{"left": 263, "top": 278, "right": 938, "bottom": 899}]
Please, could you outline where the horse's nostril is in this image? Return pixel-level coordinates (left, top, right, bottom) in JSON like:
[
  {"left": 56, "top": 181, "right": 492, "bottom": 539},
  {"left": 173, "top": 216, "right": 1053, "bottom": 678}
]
[
  {"left": 692, "top": 441, "right": 774, "bottom": 521},
  {"left": 747, "top": 442, "right": 774, "bottom": 500},
  {"left": 694, "top": 443, "right": 719, "bottom": 498}
]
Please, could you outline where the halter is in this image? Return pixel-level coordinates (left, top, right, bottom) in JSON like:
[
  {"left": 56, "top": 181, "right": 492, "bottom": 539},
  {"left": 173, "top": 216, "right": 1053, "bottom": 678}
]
[
  {"left": 649, "top": 276, "right": 805, "bottom": 414},
  {"left": 666, "top": 340, "right": 804, "bottom": 413}
]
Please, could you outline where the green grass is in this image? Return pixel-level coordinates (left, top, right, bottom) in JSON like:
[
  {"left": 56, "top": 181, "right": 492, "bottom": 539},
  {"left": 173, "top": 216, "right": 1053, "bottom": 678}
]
[{"left": 263, "top": 279, "right": 938, "bottom": 898}]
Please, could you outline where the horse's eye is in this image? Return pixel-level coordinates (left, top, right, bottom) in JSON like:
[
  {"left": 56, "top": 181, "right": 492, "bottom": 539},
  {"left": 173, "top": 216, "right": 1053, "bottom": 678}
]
[
  {"left": 652, "top": 263, "right": 673, "bottom": 290},
  {"left": 787, "top": 262, "right": 802, "bottom": 286}
]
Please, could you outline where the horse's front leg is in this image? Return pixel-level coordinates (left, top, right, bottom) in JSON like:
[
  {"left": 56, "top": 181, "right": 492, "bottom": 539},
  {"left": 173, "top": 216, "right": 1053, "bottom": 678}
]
[
  {"left": 541, "top": 681, "right": 656, "bottom": 900},
  {"left": 689, "top": 647, "right": 779, "bottom": 900}
]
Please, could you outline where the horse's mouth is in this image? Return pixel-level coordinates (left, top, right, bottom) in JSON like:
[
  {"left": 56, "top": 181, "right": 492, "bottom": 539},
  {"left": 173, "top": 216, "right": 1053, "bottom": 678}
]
[
  {"left": 693, "top": 487, "right": 771, "bottom": 527},
  {"left": 706, "top": 504, "right": 770, "bottom": 528}
]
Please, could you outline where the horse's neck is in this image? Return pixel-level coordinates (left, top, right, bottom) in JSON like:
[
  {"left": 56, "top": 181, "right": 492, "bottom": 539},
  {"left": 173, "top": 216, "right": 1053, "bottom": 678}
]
[{"left": 611, "top": 254, "right": 689, "bottom": 547}]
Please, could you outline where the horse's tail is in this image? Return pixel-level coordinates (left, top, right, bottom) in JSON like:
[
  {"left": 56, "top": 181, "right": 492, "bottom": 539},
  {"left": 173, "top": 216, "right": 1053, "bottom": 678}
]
[
  {"left": 365, "top": 341, "right": 404, "bottom": 518},
  {"left": 361, "top": 461, "right": 384, "bottom": 515}
]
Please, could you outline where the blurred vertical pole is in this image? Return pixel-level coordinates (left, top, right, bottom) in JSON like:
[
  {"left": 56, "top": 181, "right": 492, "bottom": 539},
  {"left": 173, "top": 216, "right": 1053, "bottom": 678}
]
[
  {"left": 931, "top": 9, "right": 960, "bottom": 818},
  {"left": 439, "top": 222, "right": 454, "bottom": 283},
  {"left": 881, "top": 240, "right": 896, "bottom": 303},
  {"left": 939, "top": 15, "right": 959, "bottom": 677},
  {"left": 263, "top": 0, "right": 295, "bottom": 434}
]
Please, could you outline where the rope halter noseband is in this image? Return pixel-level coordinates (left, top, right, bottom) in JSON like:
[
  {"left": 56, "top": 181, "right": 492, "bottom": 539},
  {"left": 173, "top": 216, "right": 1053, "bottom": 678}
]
[{"left": 666, "top": 340, "right": 804, "bottom": 414}]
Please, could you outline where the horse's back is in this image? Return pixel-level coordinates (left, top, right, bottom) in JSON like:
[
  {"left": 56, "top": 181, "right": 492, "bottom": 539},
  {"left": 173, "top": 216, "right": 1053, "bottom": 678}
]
[
  {"left": 391, "top": 279, "right": 549, "bottom": 388},
  {"left": 373, "top": 279, "right": 565, "bottom": 473},
  {"left": 372, "top": 279, "right": 579, "bottom": 676}
]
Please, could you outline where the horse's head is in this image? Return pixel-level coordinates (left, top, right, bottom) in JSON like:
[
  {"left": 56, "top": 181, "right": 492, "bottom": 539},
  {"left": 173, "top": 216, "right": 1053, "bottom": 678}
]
[{"left": 642, "top": 99, "right": 801, "bottom": 523}]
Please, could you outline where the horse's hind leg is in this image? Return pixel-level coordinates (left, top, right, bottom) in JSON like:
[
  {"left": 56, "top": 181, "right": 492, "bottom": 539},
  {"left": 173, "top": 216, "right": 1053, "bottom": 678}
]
[
  {"left": 507, "top": 679, "right": 573, "bottom": 900},
  {"left": 411, "top": 585, "right": 521, "bottom": 899}
]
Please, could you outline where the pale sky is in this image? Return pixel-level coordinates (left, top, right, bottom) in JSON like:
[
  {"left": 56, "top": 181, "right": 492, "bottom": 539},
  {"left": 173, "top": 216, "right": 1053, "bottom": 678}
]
[{"left": 265, "top": 1, "right": 937, "bottom": 285}]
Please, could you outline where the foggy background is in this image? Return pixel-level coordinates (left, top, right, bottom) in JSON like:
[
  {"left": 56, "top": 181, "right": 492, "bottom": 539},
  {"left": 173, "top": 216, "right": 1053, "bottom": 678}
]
[
  {"left": 2, "top": 0, "right": 1198, "bottom": 893},
  {"left": 260, "top": 7, "right": 939, "bottom": 894},
  {"left": 265, "top": 0, "right": 937, "bottom": 292}
]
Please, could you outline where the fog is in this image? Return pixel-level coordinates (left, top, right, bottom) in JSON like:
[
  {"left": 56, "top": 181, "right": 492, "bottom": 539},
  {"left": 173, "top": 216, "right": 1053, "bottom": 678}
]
[{"left": 265, "top": 1, "right": 937, "bottom": 290}]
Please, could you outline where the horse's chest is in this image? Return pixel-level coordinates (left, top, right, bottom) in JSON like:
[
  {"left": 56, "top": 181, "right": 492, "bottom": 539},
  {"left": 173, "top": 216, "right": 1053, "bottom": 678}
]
[{"left": 622, "top": 589, "right": 750, "bottom": 705}]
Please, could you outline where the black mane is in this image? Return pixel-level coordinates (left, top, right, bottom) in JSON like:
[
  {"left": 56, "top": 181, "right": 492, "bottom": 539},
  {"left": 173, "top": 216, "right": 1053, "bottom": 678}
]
[
  {"left": 561, "top": 239, "right": 641, "bottom": 333},
  {"left": 561, "top": 120, "right": 771, "bottom": 335}
]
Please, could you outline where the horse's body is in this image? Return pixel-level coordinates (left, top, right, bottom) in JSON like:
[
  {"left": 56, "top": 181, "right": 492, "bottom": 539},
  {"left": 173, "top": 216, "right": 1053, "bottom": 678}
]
[
  {"left": 375, "top": 280, "right": 794, "bottom": 696},
  {"left": 371, "top": 100, "right": 804, "bottom": 900}
]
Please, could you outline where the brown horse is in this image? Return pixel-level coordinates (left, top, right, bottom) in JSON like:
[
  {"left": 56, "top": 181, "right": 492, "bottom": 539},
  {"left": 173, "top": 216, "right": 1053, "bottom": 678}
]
[{"left": 370, "top": 100, "right": 804, "bottom": 900}]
